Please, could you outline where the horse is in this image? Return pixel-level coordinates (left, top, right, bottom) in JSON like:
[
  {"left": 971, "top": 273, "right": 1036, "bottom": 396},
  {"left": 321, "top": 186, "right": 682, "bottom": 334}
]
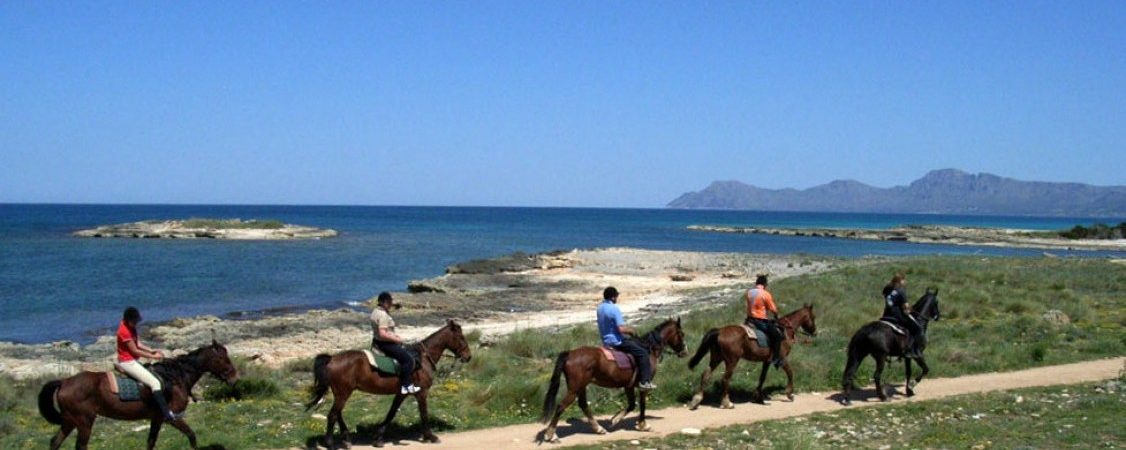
[
  {"left": 37, "top": 340, "right": 239, "bottom": 450},
  {"left": 539, "top": 318, "right": 687, "bottom": 443},
  {"left": 686, "top": 304, "right": 817, "bottom": 409},
  {"left": 840, "top": 288, "right": 940, "bottom": 405},
  {"left": 305, "top": 319, "right": 472, "bottom": 449}
]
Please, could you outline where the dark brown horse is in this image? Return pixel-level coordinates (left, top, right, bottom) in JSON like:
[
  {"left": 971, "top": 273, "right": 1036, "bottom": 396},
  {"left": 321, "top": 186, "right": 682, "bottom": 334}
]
[
  {"left": 840, "top": 288, "right": 940, "bottom": 405},
  {"left": 686, "top": 304, "right": 817, "bottom": 409},
  {"left": 37, "top": 340, "right": 239, "bottom": 450},
  {"left": 305, "top": 319, "right": 471, "bottom": 449},
  {"left": 539, "top": 318, "right": 687, "bottom": 443}
]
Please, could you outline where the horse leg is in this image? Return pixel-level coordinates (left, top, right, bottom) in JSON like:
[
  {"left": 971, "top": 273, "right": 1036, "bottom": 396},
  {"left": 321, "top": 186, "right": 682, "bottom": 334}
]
[
  {"left": 543, "top": 387, "right": 579, "bottom": 443},
  {"left": 689, "top": 354, "right": 721, "bottom": 410},
  {"left": 636, "top": 390, "right": 650, "bottom": 432},
  {"left": 146, "top": 418, "right": 163, "bottom": 450},
  {"left": 166, "top": 418, "right": 199, "bottom": 449},
  {"left": 752, "top": 360, "right": 769, "bottom": 404},
  {"left": 73, "top": 416, "right": 94, "bottom": 450},
  {"left": 874, "top": 353, "right": 888, "bottom": 401},
  {"left": 577, "top": 387, "right": 606, "bottom": 434},
  {"left": 609, "top": 388, "right": 636, "bottom": 428},
  {"left": 374, "top": 393, "right": 407, "bottom": 448},
  {"left": 325, "top": 388, "right": 352, "bottom": 450},
  {"left": 49, "top": 422, "right": 74, "bottom": 450},
  {"left": 720, "top": 358, "right": 738, "bottom": 408},
  {"left": 418, "top": 392, "right": 440, "bottom": 443},
  {"left": 336, "top": 411, "right": 351, "bottom": 449},
  {"left": 781, "top": 359, "right": 795, "bottom": 401},
  {"left": 915, "top": 354, "right": 929, "bottom": 384},
  {"left": 904, "top": 358, "right": 914, "bottom": 397}
]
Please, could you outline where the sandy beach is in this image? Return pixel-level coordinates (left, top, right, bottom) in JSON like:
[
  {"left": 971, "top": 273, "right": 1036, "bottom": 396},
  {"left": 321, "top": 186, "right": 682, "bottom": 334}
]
[{"left": 0, "top": 248, "right": 854, "bottom": 379}]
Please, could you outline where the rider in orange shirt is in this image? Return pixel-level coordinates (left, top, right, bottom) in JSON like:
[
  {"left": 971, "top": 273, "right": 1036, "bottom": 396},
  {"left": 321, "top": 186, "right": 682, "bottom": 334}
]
[{"left": 744, "top": 275, "right": 785, "bottom": 368}]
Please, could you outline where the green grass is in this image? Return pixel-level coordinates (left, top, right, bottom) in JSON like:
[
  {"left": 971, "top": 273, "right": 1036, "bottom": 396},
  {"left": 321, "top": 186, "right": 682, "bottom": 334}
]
[
  {"left": 180, "top": 218, "right": 285, "bottom": 229},
  {"left": 572, "top": 378, "right": 1126, "bottom": 449},
  {"left": 2, "top": 256, "right": 1123, "bottom": 449}
]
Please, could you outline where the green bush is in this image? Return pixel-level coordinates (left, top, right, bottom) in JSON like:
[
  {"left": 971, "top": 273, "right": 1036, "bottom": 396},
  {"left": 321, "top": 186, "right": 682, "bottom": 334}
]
[{"left": 203, "top": 377, "right": 280, "bottom": 401}]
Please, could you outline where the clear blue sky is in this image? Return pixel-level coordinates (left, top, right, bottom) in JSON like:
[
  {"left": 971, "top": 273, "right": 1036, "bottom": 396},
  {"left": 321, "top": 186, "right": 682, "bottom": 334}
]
[{"left": 1, "top": 2, "right": 1123, "bottom": 207}]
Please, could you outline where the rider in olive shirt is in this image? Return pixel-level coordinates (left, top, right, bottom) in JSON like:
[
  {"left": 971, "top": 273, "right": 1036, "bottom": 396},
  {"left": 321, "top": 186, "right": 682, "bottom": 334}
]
[{"left": 371, "top": 292, "right": 420, "bottom": 394}]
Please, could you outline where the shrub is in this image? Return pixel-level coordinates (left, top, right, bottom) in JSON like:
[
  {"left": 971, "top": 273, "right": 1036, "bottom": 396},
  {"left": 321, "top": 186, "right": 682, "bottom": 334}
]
[{"left": 203, "top": 377, "right": 280, "bottom": 401}]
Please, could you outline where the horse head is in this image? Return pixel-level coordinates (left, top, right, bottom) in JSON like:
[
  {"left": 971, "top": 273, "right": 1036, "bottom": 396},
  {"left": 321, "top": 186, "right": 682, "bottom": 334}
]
[
  {"left": 444, "top": 319, "right": 472, "bottom": 363},
  {"left": 779, "top": 303, "right": 818, "bottom": 338},
  {"left": 201, "top": 340, "right": 239, "bottom": 386},
  {"left": 651, "top": 317, "right": 688, "bottom": 358},
  {"left": 912, "top": 288, "right": 940, "bottom": 322}
]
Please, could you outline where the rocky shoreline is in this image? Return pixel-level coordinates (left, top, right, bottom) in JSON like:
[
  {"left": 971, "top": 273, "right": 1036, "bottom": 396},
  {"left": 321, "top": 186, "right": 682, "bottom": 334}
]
[
  {"left": 0, "top": 248, "right": 851, "bottom": 379},
  {"left": 687, "top": 224, "right": 1126, "bottom": 251},
  {"left": 73, "top": 219, "right": 337, "bottom": 240}
]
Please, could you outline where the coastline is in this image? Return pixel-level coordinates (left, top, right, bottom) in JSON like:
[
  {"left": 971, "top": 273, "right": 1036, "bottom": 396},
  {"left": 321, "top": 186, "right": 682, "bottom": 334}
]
[
  {"left": 688, "top": 224, "right": 1126, "bottom": 251},
  {"left": 0, "top": 247, "right": 853, "bottom": 379}
]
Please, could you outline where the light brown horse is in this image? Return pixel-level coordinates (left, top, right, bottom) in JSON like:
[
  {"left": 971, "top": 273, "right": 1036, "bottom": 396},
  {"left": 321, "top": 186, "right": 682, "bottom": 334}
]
[
  {"left": 37, "top": 341, "right": 239, "bottom": 450},
  {"left": 305, "top": 319, "right": 471, "bottom": 449},
  {"left": 687, "top": 304, "right": 816, "bottom": 409},
  {"left": 539, "top": 318, "right": 687, "bottom": 443}
]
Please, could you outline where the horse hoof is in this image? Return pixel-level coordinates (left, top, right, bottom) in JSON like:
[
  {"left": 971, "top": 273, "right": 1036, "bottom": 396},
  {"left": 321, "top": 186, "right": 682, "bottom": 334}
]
[
  {"left": 424, "top": 434, "right": 441, "bottom": 443},
  {"left": 342, "top": 440, "right": 352, "bottom": 449},
  {"left": 372, "top": 440, "right": 384, "bottom": 448},
  {"left": 840, "top": 398, "right": 851, "bottom": 406},
  {"left": 787, "top": 393, "right": 795, "bottom": 401},
  {"left": 609, "top": 416, "right": 622, "bottom": 428},
  {"left": 721, "top": 402, "right": 735, "bottom": 409},
  {"left": 906, "top": 389, "right": 915, "bottom": 397},
  {"left": 636, "top": 422, "right": 651, "bottom": 432},
  {"left": 594, "top": 426, "right": 607, "bottom": 435}
]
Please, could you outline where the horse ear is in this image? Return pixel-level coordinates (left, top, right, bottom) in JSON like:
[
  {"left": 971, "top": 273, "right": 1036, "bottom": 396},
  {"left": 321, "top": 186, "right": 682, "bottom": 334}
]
[
  {"left": 212, "top": 338, "right": 219, "bottom": 348},
  {"left": 677, "top": 316, "right": 682, "bottom": 326}
]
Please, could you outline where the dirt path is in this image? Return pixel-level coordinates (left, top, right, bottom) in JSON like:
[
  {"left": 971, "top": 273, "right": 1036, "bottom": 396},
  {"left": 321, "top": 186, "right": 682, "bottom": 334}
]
[{"left": 315, "top": 357, "right": 1123, "bottom": 449}]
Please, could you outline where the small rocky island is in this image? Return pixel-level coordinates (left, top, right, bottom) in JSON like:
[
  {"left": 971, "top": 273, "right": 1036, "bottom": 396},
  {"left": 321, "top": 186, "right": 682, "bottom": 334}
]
[{"left": 74, "top": 219, "right": 337, "bottom": 240}]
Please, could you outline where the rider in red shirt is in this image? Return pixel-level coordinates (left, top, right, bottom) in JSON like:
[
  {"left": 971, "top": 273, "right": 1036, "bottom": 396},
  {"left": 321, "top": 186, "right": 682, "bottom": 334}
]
[{"left": 116, "top": 307, "right": 179, "bottom": 421}]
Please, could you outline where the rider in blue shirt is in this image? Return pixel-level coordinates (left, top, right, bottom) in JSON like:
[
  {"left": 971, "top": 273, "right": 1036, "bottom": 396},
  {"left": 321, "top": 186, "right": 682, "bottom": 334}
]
[{"left": 596, "top": 287, "right": 655, "bottom": 391}]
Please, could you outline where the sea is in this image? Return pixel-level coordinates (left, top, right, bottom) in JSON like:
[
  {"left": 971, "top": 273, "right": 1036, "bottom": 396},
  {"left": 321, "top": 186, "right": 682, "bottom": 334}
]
[{"left": 2, "top": 204, "right": 1122, "bottom": 344}]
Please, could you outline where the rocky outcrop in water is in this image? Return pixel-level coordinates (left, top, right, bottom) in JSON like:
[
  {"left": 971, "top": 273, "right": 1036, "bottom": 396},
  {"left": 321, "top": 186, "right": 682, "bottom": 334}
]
[{"left": 73, "top": 219, "right": 337, "bottom": 240}]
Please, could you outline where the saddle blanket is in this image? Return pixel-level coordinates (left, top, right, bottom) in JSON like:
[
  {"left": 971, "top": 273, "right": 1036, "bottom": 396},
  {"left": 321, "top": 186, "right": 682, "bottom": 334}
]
[
  {"left": 739, "top": 324, "right": 770, "bottom": 345},
  {"left": 599, "top": 347, "right": 635, "bottom": 370},
  {"left": 879, "top": 320, "right": 907, "bottom": 335},
  {"left": 361, "top": 349, "right": 400, "bottom": 375},
  {"left": 106, "top": 372, "right": 143, "bottom": 402}
]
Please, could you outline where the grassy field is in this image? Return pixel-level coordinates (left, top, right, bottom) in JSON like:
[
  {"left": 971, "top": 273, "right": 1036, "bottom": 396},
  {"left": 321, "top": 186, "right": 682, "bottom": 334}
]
[
  {"left": 571, "top": 378, "right": 1126, "bottom": 449},
  {"left": 1, "top": 256, "right": 1123, "bottom": 449}
]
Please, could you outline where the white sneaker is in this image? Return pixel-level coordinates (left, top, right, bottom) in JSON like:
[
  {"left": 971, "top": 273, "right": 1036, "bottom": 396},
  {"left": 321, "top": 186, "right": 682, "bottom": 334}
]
[{"left": 400, "top": 384, "right": 421, "bottom": 394}]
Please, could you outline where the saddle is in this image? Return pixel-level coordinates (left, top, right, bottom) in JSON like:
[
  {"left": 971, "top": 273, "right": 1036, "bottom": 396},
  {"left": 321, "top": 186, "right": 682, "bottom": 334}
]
[
  {"left": 106, "top": 365, "right": 169, "bottom": 403},
  {"left": 878, "top": 320, "right": 907, "bottom": 336},
  {"left": 599, "top": 346, "right": 635, "bottom": 370},
  {"left": 739, "top": 324, "right": 771, "bottom": 346},
  {"left": 362, "top": 348, "right": 421, "bottom": 376}
]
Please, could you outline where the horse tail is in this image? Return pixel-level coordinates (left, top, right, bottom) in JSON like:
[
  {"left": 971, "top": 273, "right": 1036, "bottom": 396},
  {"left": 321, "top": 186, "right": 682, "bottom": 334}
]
[
  {"left": 688, "top": 328, "right": 719, "bottom": 370},
  {"left": 540, "top": 351, "right": 568, "bottom": 424},
  {"left": 304, "top": 354, "right": 332, "bottom": 411},
  {"left": 841, "top": 331, "right": 867, "bottom": 391},
  {"left": 38, "top": 380, "right": 64, "bottom": 425}
]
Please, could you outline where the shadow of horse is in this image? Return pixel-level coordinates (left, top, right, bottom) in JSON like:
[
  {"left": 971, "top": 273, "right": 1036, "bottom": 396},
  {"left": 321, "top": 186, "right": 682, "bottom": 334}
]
[
  {"left": 827, "top": 382, "right": 908, "bottom": 404},
  {"left": 678, "top": 383, "right": 794, "bottom": 408},
  {"left": 303, "top": 417, "right": 455, "bottom": 449},
  {"left": 534, "top": 414, "right": 668, "bottom": 443}
]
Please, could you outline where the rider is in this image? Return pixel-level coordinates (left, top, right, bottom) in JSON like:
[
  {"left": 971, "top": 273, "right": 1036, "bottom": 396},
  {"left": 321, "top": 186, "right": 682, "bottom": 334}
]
[
  {"left": 115, "top": 306, "right": 180, "bottom": 421},
  {"left": 596, "top": 287, "right": 656, "bottom": 391},
  {"left": 371, "top": 292, "right": 421, "bottom": 395},
  {"left": 745, "top": 275, "right": 785, "bottom": 368},
  {"left": 881, "top": 273, "right": 923, "bottom": 358}
]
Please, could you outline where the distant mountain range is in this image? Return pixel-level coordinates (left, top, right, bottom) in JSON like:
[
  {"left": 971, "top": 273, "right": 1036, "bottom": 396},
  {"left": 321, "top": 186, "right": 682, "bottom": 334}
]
[{"left": 667, "top": 169, "right": 1126, "bottom": 217}]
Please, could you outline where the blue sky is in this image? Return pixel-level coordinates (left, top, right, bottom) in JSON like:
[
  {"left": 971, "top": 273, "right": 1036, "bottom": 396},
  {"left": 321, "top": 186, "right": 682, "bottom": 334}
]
[{"left": 1, "top": 2, "right": 1123, "bottom": 207}]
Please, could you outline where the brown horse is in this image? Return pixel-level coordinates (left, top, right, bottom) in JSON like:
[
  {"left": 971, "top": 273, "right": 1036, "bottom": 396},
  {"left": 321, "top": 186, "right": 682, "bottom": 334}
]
[
  {"left": 305, "top": 319, "right": 471, "bottom": 449},
  {"left": 687, "top": 304, "right": 817, "bottom": 409},
  {"left": 539, "top": 318, "right": 687, "bottom": 443},
  {"left": 37, "top": 340, "right": 239, "bottom": 450}
]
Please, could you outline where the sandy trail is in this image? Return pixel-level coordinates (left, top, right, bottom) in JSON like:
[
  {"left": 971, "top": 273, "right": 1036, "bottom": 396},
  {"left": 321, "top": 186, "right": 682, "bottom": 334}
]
[{"left": 305, "top": 357, "right": 1124, "bottom": 449}]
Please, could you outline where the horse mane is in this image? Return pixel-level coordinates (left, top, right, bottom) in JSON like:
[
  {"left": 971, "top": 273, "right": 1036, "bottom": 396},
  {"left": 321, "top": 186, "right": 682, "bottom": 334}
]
[
  {"left": 642, "top": 318, "right": 677, "bottom": 349},
  {"left": 149, "top": 346, "right": 211, "bottom": 388},
  {"left": 420, "top": 320, "right": 458, "bottom": 344},
  {"left": 912, "top": 289, "right": 938, "bottom": 318}
]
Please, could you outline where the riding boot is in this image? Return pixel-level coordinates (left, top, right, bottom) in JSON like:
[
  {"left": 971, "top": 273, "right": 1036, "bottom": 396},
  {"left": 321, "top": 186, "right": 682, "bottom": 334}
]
[
  {"left": 770, "top": 341, "right": 784, "bottom": 368},
  {"left": 152, "top": 391, "right": 180, "bottom": 421}
]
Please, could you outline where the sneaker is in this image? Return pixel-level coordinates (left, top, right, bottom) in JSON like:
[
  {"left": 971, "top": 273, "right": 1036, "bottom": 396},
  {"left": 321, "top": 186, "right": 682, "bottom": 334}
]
[
  {"left": 637, "top": 381, "right": 657, "bottom": 391},
  {"left": 400, "top": 384, "right": 421, "bottom": 395}
]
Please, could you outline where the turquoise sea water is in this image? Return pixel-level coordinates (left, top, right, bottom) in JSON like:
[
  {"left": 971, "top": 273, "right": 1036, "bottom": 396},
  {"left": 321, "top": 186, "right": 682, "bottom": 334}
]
[{"left": 1, "top": 204, "right": 1121, "bottom": 344}]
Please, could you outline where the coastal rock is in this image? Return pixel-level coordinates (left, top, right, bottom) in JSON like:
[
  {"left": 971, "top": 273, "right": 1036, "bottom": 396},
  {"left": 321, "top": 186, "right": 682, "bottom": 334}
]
[{"left": 73, "top": 219, "right": 337, "bottom": 240}]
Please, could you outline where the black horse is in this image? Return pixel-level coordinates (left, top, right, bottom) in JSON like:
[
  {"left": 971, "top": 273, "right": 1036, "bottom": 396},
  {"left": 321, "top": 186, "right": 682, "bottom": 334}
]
[{"left": 840, "top": 288, "right": 940, "bottom": 405}]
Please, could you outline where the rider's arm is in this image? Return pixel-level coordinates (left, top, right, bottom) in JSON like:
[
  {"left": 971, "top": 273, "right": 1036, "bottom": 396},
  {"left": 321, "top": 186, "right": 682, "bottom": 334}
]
[
  {"left": 125, "top": 340, "right": 161, "bottom": 360},
  {"left": 378, "top": 327, "right": 402, "bottom": 344},
  {"left": 612, "top": 307, "right": 635, "bottom": 336},
  {"left": 766, "top": 292, "right": 779, "bottom": 319}
]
